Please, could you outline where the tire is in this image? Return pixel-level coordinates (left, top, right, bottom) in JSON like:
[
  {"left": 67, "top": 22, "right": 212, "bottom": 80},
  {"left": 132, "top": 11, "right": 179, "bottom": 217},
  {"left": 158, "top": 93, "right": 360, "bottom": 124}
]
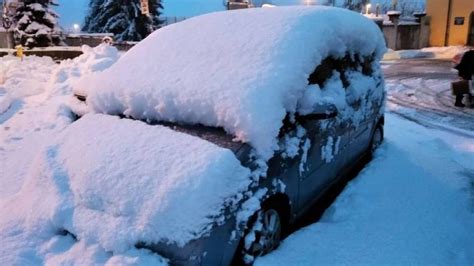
[
  {"left": 369, "top": 123, "right": 384, "bottom": 156},
  {"left": 234, "top": 201, "right": 288, "bottom": 265}
]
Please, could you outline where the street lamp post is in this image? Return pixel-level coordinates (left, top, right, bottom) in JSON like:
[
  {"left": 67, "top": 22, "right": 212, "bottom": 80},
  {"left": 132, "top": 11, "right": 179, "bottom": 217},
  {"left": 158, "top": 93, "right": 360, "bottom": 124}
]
[{"left": 73, "top": 23, "right": 80, "bottom": 33}]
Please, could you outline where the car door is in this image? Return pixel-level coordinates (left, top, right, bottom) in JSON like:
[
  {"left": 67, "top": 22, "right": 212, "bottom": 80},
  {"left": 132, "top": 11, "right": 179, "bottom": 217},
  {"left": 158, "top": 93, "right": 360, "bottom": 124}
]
[
  {"left": 296, "top": 116, "right": 349, "bottom": 212},
  {"left": 345, "top": 95, "right": 380, "bottom": 165},
  {"left": 347, "top": 116, "right": 372, "bottom": 164}
]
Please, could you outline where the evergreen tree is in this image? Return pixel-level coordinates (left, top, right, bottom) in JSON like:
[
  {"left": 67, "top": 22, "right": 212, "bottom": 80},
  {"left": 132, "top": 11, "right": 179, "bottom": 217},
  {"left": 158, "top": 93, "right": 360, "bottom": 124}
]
[
  {"left": 14, "top": 0, "right": 63, "bottom": 48},
  {"left": 83, "top": 0, "right": 163, "bottom": 42},
  {"left": 342, "top": 0, "right": 367, "bottom": 12},
  {"left": 82, "top": 0, "right": 106, "bottom": 31}
]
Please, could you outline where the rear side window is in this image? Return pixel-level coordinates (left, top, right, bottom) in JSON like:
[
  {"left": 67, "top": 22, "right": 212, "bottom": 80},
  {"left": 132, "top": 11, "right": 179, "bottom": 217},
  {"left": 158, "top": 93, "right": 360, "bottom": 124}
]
[{"left": 308, "top": 53, "right": 374, "bottom": 88}]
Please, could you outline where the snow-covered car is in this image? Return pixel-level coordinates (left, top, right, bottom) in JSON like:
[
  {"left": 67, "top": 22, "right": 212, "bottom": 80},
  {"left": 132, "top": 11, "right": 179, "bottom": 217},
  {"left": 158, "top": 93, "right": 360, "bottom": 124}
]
[{"left": 62, "top": 6, "right": 386, "bottom": 265}]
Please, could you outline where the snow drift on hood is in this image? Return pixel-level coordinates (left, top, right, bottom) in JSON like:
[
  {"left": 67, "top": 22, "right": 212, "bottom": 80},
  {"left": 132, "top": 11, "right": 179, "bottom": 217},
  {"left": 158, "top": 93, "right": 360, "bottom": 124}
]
[
  {"left": 83, "top": 6, "right": 386, "bottom": 160},
  {"left": 11, "top": 114, "right": 251, "bottom": 252}
]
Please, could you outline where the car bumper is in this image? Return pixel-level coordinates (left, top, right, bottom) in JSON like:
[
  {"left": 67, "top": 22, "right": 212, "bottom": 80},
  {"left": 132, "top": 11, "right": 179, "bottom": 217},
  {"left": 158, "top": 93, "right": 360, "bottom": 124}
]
[{"left": 141, "top": 217, "right": 242, "bottom": 265}]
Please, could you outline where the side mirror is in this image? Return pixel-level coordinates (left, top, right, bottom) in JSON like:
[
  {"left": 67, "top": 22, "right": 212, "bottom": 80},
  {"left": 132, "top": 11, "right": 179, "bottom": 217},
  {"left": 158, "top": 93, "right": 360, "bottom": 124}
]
[{"left": 297, "top": 103, "right": 338, "bottom": 121}]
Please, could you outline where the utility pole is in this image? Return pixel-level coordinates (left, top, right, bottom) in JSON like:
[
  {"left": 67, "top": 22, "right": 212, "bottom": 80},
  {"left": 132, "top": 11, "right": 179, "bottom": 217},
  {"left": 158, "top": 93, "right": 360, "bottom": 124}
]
[{"left": 444, "top": 0, "right": 452, "bottom": 46}]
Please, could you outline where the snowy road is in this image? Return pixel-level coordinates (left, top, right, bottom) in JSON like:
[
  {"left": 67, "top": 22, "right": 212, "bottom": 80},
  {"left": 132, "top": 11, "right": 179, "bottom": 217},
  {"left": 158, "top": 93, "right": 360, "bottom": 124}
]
[{"left": 383, "top": 59, "right": 474, "bottom": 138}]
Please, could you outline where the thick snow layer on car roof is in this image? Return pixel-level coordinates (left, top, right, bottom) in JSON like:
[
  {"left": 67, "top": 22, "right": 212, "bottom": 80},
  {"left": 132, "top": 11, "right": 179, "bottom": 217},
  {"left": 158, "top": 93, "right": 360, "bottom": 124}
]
[
  {"left": 8, "top": 114, "right": 251, "bottom": 252},
  {"left": 85, "top": 6, "right": 386, "bottom": 159}
]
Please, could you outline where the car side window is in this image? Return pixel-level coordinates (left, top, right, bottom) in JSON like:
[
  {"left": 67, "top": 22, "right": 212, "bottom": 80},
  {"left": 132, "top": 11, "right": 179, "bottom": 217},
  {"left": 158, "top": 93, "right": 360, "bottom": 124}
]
[
  {"left": 307, "top": 53, "right": 374, "bottom": 89},
  {"left": 307, "top": 54, "right": 375, "bottom": 110}
]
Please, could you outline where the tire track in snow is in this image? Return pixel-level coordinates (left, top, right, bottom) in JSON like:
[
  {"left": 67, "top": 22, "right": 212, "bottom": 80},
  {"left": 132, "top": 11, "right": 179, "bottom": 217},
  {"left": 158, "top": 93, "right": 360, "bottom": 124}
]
[{"left": 383, "top": 59, "right": 474, "bottom": 137}]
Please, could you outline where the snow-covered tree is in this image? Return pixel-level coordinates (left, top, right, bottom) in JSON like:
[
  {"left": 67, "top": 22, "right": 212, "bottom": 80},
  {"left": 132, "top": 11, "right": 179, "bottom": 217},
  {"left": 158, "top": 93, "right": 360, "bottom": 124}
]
[
  {"left": 14, "top": 0, "right": 63, "bottom": 48},
  {"left": 83, "top": 0, "right": 163, "bottom": 42},
  {"left": 380, "top": 0, "right": 425, "bottom": 16},
  {"left": 342, "top": 0, "right": 368, "bottom": 12}
]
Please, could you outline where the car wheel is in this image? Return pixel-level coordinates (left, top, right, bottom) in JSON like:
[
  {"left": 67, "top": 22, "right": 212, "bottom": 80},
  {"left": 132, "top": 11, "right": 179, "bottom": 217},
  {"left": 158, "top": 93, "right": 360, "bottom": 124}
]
[
  {"left": 370, "top": 124, "right": 383, "bottom": 155},
  {"left": 239, "top": 207, "right": 284, "bottom": 264}
]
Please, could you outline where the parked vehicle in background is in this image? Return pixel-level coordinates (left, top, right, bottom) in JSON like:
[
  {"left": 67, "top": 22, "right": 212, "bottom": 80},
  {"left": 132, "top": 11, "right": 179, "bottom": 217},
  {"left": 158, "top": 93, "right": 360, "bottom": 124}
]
[{"left": 63, "top": 6, "right": 387, "bottom": 265}]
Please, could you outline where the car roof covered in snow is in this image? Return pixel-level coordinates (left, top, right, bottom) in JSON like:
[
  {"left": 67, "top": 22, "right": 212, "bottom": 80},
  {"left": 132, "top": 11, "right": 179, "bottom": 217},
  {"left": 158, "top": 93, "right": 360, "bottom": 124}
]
[{"left": 84, "top": 6, "right": 386, "bottom": 160}]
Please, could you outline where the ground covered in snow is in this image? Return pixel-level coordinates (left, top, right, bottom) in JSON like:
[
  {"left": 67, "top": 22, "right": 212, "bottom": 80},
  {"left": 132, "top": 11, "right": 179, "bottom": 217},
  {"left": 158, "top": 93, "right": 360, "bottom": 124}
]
[
  {"left": 1, "top": 35, "right": 472, "bottom": 265},
  {"left": 383, "top": 59, "right": 474, "bottom": 137},
  {"left": 0, "top": 46, "right": 170, "bottom": 265}
]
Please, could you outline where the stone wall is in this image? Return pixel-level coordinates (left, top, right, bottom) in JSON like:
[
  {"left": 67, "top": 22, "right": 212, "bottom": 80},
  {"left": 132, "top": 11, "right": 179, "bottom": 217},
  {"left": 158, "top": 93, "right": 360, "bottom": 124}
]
[
  {"left": 382, "top": 16, "right": 430, "bottom": 50},
  {"left": 0, "top": 49, "right": 83, "bottom": 61},
  {"left": 63, "top": 33, "right": 114, "bottom": 47},
  {"left": 0, "top": 30, "right": 13, "bottom": 49}
]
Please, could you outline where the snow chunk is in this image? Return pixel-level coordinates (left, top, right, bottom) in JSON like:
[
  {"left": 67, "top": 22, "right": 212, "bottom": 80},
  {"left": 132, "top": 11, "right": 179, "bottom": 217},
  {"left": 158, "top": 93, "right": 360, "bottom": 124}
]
[
  {"left": 105, "top": 248, "right": 168, "bottom": 265},
  {"left": 236, "top": 188, "right": 268, "bottom": 227},
  {"left": 85, "top": 6, "right": 386, "bottom": 160},
  {"left": 13, "top": 114, "right": 251, "bottom": 252},
  {"left": 280, "top": 125, "right": 307, "bottom": 159},
  {"left": 321, "top": 136, "right": 335, "bottom": 163},
  {"left": 299, "top": 138, "right": 311, "bottom": 175}
]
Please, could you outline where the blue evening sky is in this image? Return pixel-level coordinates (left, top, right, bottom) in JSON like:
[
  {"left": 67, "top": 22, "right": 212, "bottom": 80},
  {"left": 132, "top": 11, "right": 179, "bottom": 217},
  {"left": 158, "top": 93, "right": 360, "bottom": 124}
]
[
  {"left": 53, "top": 0, "right": 424, "bottom": 30},
  {"left": 55, "top": 0, "right": 311, "bottom": 30},
  {"left": 55, "top": 0, "right": 227, "bottom": 30}
]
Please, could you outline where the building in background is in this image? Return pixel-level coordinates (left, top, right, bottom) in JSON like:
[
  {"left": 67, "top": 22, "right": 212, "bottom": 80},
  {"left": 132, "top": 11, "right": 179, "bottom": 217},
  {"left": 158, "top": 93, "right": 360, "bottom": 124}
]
[{"left": 427, "top": 0, "right": 474, "bottom": 46}]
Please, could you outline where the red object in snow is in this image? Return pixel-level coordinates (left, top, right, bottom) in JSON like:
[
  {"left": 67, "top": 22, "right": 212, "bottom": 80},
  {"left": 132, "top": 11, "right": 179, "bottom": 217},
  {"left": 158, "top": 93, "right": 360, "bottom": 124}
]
[{"left": 452, "top": 51, "right": 465, "bottom": 66}]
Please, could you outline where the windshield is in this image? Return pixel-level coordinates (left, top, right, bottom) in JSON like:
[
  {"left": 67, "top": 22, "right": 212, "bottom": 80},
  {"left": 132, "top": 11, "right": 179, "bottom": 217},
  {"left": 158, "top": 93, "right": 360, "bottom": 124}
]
[{"left": 152, "top": 121, "right": 244, "bottom": 153}]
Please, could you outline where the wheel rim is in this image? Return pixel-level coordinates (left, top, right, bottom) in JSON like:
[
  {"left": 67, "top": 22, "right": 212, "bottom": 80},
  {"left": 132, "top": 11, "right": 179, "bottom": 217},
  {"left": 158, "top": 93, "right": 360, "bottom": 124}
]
[
  {"left": 251, "top": 209, "right": 282, "bottom": 256},
  {"left": 371, "top": 127, "right": 383, "bottom": 153}
]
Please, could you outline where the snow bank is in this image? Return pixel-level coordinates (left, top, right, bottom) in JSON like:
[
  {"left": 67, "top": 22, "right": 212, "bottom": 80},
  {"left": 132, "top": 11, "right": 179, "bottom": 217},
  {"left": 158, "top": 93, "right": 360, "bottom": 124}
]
[
  {"left": 0, "top": 114, "right": 251, "bottom": 261},
  {"left": 0, "top": 44, "right": 119, "bottom": 100},
  {"left": 256, "top": 113, "right": 474, "bottom": 265},
  {"left": 0, "top": 45, "right": 119, "bottom": 197},
  {"left": 0, "top": 226, "right": 168, "bottom": 265},
  {"left": 422, "top": 46, "right": 469, "bottom": 59},
  {"left": 383, "top": 46, "right": 469, "bottom": 61},
  {"left": 84, "top": 6, "right": 386, "bottom": 160},
  {"left": 383, "top": 49, "right": 432, "bottom": 60},
  {"left": 0, "top": 55, "right": 57, "bottom": 99},
  {"left": 0, "top": 47, "right": 128, "bottom": 264}
]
